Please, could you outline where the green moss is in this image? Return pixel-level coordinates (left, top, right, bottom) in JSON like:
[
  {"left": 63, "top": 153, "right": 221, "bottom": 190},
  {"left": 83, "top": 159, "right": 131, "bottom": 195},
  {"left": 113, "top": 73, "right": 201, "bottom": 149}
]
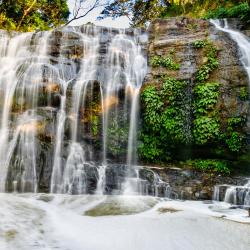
[
  {"left": 84, "top": 197, "right": 157, "bottom": 217},
  {"left": 4, "top": 229, "right": 18, "bottom": 241}
]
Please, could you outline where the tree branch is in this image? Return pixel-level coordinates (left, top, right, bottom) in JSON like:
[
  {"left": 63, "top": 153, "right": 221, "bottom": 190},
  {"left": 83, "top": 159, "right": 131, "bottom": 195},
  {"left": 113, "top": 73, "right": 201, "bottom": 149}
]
[
  {"left": 64, "top": 0, "right": 107, "bottom": 27},
  {"left": 17, "top": 0, "right": 37, "bottom": 30}
]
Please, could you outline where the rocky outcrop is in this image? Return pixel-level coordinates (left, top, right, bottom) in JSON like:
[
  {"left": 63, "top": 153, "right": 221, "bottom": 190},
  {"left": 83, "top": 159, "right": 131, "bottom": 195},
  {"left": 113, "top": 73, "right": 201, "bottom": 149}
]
[
  {"left": 143, "top": 17, "right": 250, "bottom": 160},
  {"left": 151, "top": 165, "right": 249, "bottom": 200},
  {"left": 2, "top": 18, "right": 250, "bottom": 195}
]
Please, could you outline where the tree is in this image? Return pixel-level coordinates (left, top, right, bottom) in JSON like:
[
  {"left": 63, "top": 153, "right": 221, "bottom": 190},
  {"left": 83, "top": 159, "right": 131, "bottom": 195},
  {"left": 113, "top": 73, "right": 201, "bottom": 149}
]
[
  {"left": 99, "top": 0, "right": 250, "bottom": 27},
  {"left": 65, "top": 0, "right": 110, "bottom": 26},
  {"left": 0, "top": 0, "right": 70, "bottom": 31},
  {"left": 99, "top": 0, "right": 169, "bottom": 26}
]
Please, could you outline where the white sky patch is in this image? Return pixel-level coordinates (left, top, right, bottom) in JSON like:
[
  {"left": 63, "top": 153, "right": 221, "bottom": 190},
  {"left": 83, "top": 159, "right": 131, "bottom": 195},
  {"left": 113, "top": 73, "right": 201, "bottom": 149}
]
[{"left": 67, "top": 0, "right": 130, "bottom": 28}]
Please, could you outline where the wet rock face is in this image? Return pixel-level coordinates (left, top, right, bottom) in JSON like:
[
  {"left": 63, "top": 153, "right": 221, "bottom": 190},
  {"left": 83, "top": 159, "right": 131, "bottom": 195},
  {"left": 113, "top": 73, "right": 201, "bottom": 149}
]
[
  {"left": 152, "top": 166, "right": 248, "bottom": 200},
  {"left": 3, "top": 18, "right": 250, "bottom": 195},
  {"left": 104, "top": 165, "right": 169, "bottom": 197},
  {"left": 147, "top": 17, "right": 249, "bottom": 116},
  {"left": 147, "top": 17, "right": 249, "bottom": 83},
  {"left": 144, "top": 17, "right": 250, "bottom": 160}
]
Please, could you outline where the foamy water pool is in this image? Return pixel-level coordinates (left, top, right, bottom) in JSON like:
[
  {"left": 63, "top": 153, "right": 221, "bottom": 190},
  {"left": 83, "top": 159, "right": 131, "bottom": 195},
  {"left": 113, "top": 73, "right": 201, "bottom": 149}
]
[{"left": 0, "top": 194, "right": 249, "bottom": 250}]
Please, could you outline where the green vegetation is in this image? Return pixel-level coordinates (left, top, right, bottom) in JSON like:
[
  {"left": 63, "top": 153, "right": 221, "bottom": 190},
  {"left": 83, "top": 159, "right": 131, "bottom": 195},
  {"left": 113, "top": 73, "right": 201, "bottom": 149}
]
[
  {"left": 150, "top": 55, "right": 180, "bottom": 70},
  {"left": 107, "top": 117, "right": 129, "bottom": 157},
  {"left": 100, "top": 1, "right": 250, "bottom": 27},
  {"left": 193, "top": 40, "right": 221, "bottom": 145},
  {"left": 239, "top": 86, "right": 249, "bottom": 101},
  {"left": 193, "top": 40, "right": 219, "bottom": 82},
  {"left": 193, "top": 40, "right": 207, "bottom": 49},
  {"left": 140, "top": 77, "right": 189, "bottom": 162},
  {"left": 193, "top": 117, "right": 220, "bottom": 145},
  {"left": 193, "top": 82, "right": 221, "bottom": 145},
  {"left": 194, "top": 82, "right": 220, "bottom": 114},
  {"left": 185, "top": 159, "right": 231, "bottom": 174},
  {"left": 224, "top": 117, "right": 246, "bottom": 152},
  {"left": 91, "top": 115, "right": 99, "bottom": 137},
  {"left": 0, "top": 0, "right": 70, "bottom": 31},
  {"left": 204, "top": 3, "right": 250, "bottom": 22},
  {"left": 140, "top": 38, "right": 247, "bottom": 166}
]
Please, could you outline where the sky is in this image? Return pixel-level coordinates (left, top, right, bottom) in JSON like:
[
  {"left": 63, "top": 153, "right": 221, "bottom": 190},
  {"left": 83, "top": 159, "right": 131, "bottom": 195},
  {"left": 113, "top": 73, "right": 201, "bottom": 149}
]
[{"left": 67, "top": 0, "right": 130, "bottom": 28}]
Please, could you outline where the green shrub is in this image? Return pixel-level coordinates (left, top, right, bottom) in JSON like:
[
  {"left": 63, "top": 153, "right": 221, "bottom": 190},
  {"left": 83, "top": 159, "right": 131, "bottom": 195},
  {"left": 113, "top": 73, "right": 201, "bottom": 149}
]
[
  {"left": 226, "top": 132, "right": 244, "bottom": 153},
  {"left": 150, "top": 56, "right": 180, "bottom": 70},
  {"left": 204, "top": 3, "right": 250, "bottom": 22},
  {"left": 239, "top": 86, "right": 248, "bottom": 101},
  {"left": 193, "top": 40, "right": 207, "bottom": 49},
  {"left": 186, "top": 159, "right": 231, "bottom": 174},
  {"left": 138, "top": 134, "right": 169, "bottom": 162}
]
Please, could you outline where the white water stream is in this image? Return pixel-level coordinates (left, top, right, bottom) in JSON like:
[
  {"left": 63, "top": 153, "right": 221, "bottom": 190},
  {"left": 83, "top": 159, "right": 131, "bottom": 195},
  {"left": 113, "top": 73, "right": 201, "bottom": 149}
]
[{"left": 211, "top": 19, "right": 250, "bottom": 206}]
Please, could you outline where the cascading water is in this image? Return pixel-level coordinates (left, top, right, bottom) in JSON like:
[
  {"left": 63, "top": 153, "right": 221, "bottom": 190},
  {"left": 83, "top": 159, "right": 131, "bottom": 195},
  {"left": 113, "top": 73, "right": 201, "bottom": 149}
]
[
  {"left": 0, "top": 31, "right": 51, "bottom": 192},
  {"left": 211, "top": 19, "right": 250, "bottom": 206},
  {"left": 0, "top": 25, "right": 169, "bottom": 197}
]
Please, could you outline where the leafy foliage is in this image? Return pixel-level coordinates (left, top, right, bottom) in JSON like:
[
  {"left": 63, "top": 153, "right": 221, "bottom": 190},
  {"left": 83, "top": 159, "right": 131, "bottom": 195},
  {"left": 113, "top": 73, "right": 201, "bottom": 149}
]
[
  {"left": 0, "top": 0, "right": 69, "bottom": 31},
  {"left": 192, "top": 40, "right": 221, "bottom": 145},
  {"left": 194, "top": 82, "right": 220, "bottom": 114},
  {"left": 107, "top": 117, "right": 129, "bottom": 157},
  {"left": 193, "top": 116, "right": 220, "bottom": 144},
  {"left": 186, "top": 159, "right": 231, "bottom": 174},
  {"left": 99, "top": 0, "right": 168, "bottom": 27},
  {"left": 99, "top": 0, "right": 250, "bottom": 27},
  {"left": 239, "top": 86, "right": 248, "bottom": 101},
  {"left": 193, "top": 40, "right": 207, "bottom": 49},
  {"left": 150, "top": 55, "right": 180, "bottom": 70},
  {"left": 204, "top": 3, "right": 250, "bottom": 22},
  {"left": 91, "top": 115, "right": 99, "bottom": 137},
  {"left": 224, "top": 117, "right": 246, "bottom": 152},
  {"left": 194, "top": 40, "right": 219, "bottom": 82},
  {"left": 140, "top": 77, "right": 189, "bottom": 162},
  {"left": 226, "top": 132, "right": 244, "bottom": 153}
]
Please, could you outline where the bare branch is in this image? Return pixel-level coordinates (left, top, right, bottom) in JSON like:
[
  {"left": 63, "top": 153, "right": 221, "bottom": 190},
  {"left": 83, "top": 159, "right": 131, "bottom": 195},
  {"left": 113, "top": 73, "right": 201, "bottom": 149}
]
[{"left": 64, "top": 0, "right": 108, "bottom": 27}]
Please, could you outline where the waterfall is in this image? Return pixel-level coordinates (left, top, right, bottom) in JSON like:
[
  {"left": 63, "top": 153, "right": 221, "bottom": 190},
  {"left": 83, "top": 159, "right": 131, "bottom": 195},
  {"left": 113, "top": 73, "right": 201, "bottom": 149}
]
[
  {"left": 0, "top": 31, "right": 50, "bottom": 192},
  {"left": 0, "top": 25, "right": 169, "bottom": 196},
  {"left": 211, "top": 19, "right": 250, "bottom": 206},
  {"left": 210, "top": 19, "right": 250, "bottom": 87},
  {"left": 223, "top": 180, "right": 250, "bottom": 206}
]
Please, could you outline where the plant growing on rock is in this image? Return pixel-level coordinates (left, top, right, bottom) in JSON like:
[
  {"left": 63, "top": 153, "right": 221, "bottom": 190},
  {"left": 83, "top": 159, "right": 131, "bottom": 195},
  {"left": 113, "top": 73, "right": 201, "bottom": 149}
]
[
  {"left": 239, "top": 86, "right": 248, "bottom": 101},
  {"left": 150, "top": 55, "right": 180, "bottom": 70},
  {"left": 194, "top": 40, "right": 219, "bottom": 82},
  {"left": 186, "top": 159, "right": 231, "bottom": 174},
  {"left": 140, "top": 78, "right": 189, "bottom": 162}
]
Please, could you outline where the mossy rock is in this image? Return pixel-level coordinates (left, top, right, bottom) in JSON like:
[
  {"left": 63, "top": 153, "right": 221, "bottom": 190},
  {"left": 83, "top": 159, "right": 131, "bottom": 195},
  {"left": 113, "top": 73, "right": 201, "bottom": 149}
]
[{"left": 84, "top": 196, "right": 157, "bottom": 217}]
